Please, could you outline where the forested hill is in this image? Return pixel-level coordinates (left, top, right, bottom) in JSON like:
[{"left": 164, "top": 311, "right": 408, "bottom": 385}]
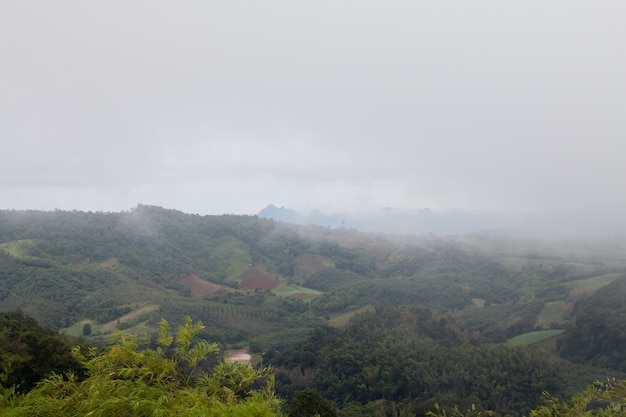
[{"left": 3, "top": 205, "right": 626, "bottom": 415}]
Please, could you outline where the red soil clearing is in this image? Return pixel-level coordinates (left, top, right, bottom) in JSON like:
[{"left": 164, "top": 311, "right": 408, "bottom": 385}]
[
  {"left": 239, "top": 267, "right": 282, "bottom": 290},
  {"left": 179, "top": 274, "right": 235, "bottom": 298}
]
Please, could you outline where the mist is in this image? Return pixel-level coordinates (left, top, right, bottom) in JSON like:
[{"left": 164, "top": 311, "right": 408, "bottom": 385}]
[{"left": 1, "top": 2, "right": 625, "bottom": 226}]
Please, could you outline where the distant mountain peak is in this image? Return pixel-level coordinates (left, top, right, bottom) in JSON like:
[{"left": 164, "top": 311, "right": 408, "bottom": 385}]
[{"left": 258, "top": 204, "right": 307, "bottom": 224}]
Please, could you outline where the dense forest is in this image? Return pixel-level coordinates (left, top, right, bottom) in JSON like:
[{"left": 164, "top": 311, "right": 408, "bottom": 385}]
[{"left": 2, "top": 206, "right": 626, "bottom": 416}]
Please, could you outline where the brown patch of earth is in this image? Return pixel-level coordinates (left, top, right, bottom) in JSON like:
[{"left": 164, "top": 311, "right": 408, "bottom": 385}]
[
  {"left": 179, "top": 273, "right": 235, "bottom": 298},
  {"left": 239, "top": 267, "right": 282, "bottom": 290}
]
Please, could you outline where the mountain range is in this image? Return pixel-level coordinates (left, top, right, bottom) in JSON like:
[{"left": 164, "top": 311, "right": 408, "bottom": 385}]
[{"left": 258, "top": 203, "right": 626, "bottom": 239}]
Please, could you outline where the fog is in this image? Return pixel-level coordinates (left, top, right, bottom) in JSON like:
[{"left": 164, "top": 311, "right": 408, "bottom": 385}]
[{"left": 1, "top": 2, "right": 625, "bottom": 233}]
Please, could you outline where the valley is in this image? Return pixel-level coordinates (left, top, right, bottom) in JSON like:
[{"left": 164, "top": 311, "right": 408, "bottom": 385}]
[{"left": 2, "top": 205, "right": 626, "bottom": 416}]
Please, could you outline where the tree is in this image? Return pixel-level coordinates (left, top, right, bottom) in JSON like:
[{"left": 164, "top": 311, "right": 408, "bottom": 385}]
[
  {"left": 529, "top": 379, "right": 626, "bottom": 417},
  {"left": 0, "top": 316, "right": 282, "bottom": 417},
  {"left": 427, "top": 380, "right": 626, "bottom": 417},
  {"left": 0, "top": 310, "right": 84, "bottom": 394},
  {"left": 287, "top": 387, "right": 337, "bottom": 417}
]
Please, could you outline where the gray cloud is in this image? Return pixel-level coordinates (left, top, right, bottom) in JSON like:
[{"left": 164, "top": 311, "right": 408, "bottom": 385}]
[{"left": 1, "top": 1, "right": 625, "bottom": 215}]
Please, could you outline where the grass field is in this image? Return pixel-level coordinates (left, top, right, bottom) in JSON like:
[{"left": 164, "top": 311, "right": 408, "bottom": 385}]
[
  {"left": 328, "top": 305, "right": 376, "bottom": 327},
  {"left": 506, "top": 329, "right": 565, "bottom": 346},
  {"left": 472, "top": 298, "right": 486, "bottom": 308},
  {"left": 61, "top": 320, "right": 96, "bottom": 338},
  {"left": 271, "top": 284, "right": 322, "bottom": 298},
  {"left": 0, "top": 239, "right": 35, "bottom": 258},
  {"left": 97, "top": 304, "right": 160, "bottom": 334},
  {"left": 537, "top": 301, "right": 565, "bottom": 328},
  {"left": 213, "top": 236, "right": 253, "bottom": 282},
  {"left": 565, "top": 273, "right": 622, "bottom": 293}
]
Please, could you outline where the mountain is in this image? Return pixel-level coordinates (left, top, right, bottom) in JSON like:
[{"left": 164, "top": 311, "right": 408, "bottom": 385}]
[
  {"left": 258, "top": 204, "right": 531, "bottom": 235},
  {"left": 257, "top": 204, "right": 310, "bottom": 225},
  {"left": 259, "top": 203, "right": 626, "bottom": 239}
]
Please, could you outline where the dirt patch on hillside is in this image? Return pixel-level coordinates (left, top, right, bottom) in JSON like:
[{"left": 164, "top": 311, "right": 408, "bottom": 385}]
[
  {"left": 179, "top": 274, "right": 235, "bottom": 298},
  {"left": 239, "top": 267, "right": 282, "bottom": 290}
]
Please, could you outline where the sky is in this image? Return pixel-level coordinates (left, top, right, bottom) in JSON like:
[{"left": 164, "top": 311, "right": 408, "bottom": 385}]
[{"left": 1, "top": 1, "right": 625, "bottom": 216}]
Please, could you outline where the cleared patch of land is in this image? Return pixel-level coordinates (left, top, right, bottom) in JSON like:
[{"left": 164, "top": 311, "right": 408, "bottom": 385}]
[
  {"left": 565, "top": 273, "right": 623, "bottom": 294},
  {"left": 271, "top": 284, "right": 322, "bottom": 299},
  {"left": 98, "top": 304, "right": 160, "bottom": 334},
  {"left": 61, "top": 320, "right": 95, "bottom": 337},
  {"left": 213, "top": 236, "right": 253, "bottom": 280},
  {"left": 329, "top": 305, "right": 376, "bottom": 327},
  {"left": 537, "top": 301, "right": 566, "bottom": 328},
  {"left": 179, "top": 273, "right": 235, "bottom": 297},
  {"left": 239, "top": 267, "right": 282, "bottom": 290},
  {"left": 506, "top": 329, "right": 565, "bottom": 346},
  {"left": 0, "top": 239, "right": 35, "bottom": 258},
  {"left": 472, "top": 298, "right": 486, "bottom": 308},
  {"left": 225, "top": 349, "right": 252, "bottom": 364}
]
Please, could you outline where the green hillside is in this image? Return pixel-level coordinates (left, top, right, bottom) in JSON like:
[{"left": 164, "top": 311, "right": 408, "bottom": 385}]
[{"left": 3, "top": 206, "right": 626, "bottom": 416}]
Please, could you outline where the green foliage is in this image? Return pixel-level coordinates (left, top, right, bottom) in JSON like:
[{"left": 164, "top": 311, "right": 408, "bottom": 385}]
[
  {"left": 558, "top": 276, "right": 626, "bottom": 371},
  {"left": 0, "top": 317, "right": 282, "bottom": 416},
  {"left": 0, "top": 310, "right": 84, "bottom": 394},
  {"left": 427, "top": 403, "right": 494, "bottom": 417},
  {"left": 529, "top": 379, "right": 626, "bottom": 417},
  {"left": 276, "top": 307, "right": 562, "bottom": 416},
  {"left": 429, "top": 378, "right": 626, "bottom": 417},
  {"left": 287, "top": 387, "right": 338, "bottom": 417},
  {"left": 5, "top": 208, "right": 626, "bottom": 416},
  {"left": 506, "top": 330, "right": 565, "bottom": 346}
]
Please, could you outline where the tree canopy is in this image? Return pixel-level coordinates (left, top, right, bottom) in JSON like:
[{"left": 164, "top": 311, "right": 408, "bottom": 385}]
[{"left": 0, "top": 317, "right": 282, "bottom": 417}]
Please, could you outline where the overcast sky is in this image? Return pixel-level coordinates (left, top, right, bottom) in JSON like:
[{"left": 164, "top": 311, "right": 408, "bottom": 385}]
[{"left": 1, "top": 1, "right": 625, "bottom": 216}]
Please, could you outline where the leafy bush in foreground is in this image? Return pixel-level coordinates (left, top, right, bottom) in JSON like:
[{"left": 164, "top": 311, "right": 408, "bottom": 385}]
[{"left": 0, "top": 317, "right": 282, "bottom": 417}]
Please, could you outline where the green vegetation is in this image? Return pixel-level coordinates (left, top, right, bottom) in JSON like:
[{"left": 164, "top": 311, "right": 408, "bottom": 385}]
[
  {"left": 0, "top": 240, "right": 35, "bottom": 259},
  {"left": 0, "top": 317, "right": 281, "bottom": 416},
  {"left": 507, "top": 330, "right": 566, "bottom": 346},
  {"left": 558, "top": 277, "right": 626, "bottom": 371},
  {"left": 536, "top": 301, "right": 566, "bottom": 328},
  {"left": 271, "top": 284, "right": 323, "bottom": 298},
  {"left": 471, "top": 298, "right": 486, "bottom": 308},
  {"left": 315, "top": 307, "right": 561, "bottom": 416},
  {"left": 3, "top": 207, "right": 626, "bottom": 416},
  {"left": 0, "top": 310, "right": 85, "bottom": 394},
  {"left": 328, "top": 305, "right": 376, "bottom": 327},
  {"left": 563, "top": 272, "right": 622, "bottom": 293}
]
